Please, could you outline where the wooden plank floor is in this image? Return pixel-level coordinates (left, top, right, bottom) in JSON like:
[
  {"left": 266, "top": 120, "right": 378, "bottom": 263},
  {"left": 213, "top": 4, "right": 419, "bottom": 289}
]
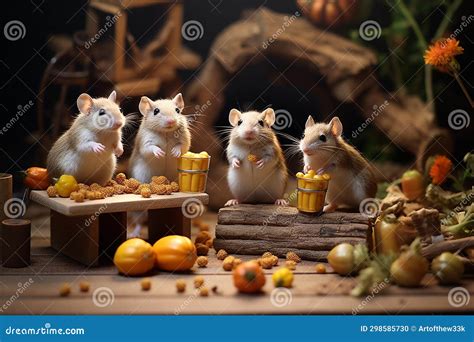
[{"left": 1, "top": 204, "right": 473, "bottom": 314}]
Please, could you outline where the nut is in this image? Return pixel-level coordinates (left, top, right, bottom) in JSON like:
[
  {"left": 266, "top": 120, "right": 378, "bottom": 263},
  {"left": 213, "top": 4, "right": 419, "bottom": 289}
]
[
  {"left": 59, "top": 283, "right": 71, "bottom": 297},
  {"left": 125, "top": 178, "right": 140, "bottom": 190},
  {"left": 151, "top": 176, "right": 169, "bottom": 185},
  {"left": 222, "top": 256, "right": 235, "bottom": 271},
  {"left": 196, "top": 243, "right": 209, "bottom": 256},
  {"left": 141, "top": 188, "right": 152, "bottom": 198},
  {"left": 141, "top": 278, "right": 152, "bottom": 291},
  {"left": 103, "top": 186, "right": 115, "bottom": 197},
  {"left": 286, "top": 251, "right": 301, "bottom": 263},
  {"left": 315, "top": 263, "right": 326, "bottom": 274},
  {"left": 170, "top": 181, "right": 179, "bottom": 192},
  {"left": 260, "top": 257, "right": 274, "bottom": 269},
  {"left": 205, "top": 239, "right": 213, "bottom": 248},
  {"left": 196, "top": 256, "right": 208, "bottom": 267},
  {"left": 194, "top": 276, "right": 205, "bottom": 288},
  {"left": 79, "top": 281, "right": 90, "bottom": 292},
  {"left": 195, "top": 231, "right": 212, "bottom": 244},
  {"left": 90, "top": 183, "right": 101, "bottom": 190},
  {"left": 176, "top": 279, "right": 186, "bottom": 293},
  {"left": 164, "top": 185, "right": 173, "bottom": 195},
  {"left": 74, "top": 192, "right": 85, "bottom": 203},
  {"left": 247, "top": 154, "right": 258, "bottom": 163},
  {"left": 285, "top": 260, "right": 297, "bottom": 270},
  {"left": 150, "top": 183, "right": 166, "bottom": 195},
  {"left": 270, "top": 255, "right": 279, "bottom": 266},
  {"left": 115, "top": 173, "right": 127, "bottom": 184},
  {"left": 216, "top": 249, "right": 228, "bottom": 260},
  {"left": 262, "top": 252, "right": 273, "bottom": 258},
  {"left": 113, "top": 184, "right": 126, "bottom": 194},
  {"left": 46, "top": 186, "right": 57, "bottom": 197},
  {"left": 86, "top": 191, "right": 96, "bottom": 200},
  {"left": 199, "top": 286, "right": 209, "bottom": 297}
]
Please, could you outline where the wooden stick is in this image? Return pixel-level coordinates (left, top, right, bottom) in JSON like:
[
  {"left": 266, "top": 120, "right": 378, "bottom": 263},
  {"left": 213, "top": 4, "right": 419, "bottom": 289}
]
[{"left": 422, "top": 237, "right": 474, "bottom": 259}]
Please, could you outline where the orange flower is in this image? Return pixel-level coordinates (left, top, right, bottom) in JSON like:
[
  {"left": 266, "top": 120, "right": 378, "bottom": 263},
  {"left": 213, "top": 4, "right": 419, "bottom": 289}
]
[
  {"left": 424, "top": 38, "right": 464, "bottom": 73},
  {"left": 429, "top": 155, "right": 453, "bottom": 185}
]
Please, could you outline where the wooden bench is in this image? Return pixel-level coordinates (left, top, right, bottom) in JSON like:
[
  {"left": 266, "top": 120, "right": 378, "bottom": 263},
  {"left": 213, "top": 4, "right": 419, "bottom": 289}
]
[{"left": 30, "top": 191, "right": 209, "bottom": 266}]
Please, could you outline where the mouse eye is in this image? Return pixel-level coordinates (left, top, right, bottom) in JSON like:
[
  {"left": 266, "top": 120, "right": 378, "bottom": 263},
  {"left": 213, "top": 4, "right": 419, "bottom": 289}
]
[
  {"left": 319, "top": 134, "right": 327, "bottom": 142},
  {"left": 237, "top": 119, "right": 243, "bottom": 126},
  {"left": 99, "top": 109, "right": 106, "bottom": 116},
  {"left": 154, "top": 108, "right": 160, "bottom": 115},
  {"left": 258, "top": 120, "right": 264, "bottom": 127},
  {"left": 175, "top": 107, "right": 180, "bottom": 114}
]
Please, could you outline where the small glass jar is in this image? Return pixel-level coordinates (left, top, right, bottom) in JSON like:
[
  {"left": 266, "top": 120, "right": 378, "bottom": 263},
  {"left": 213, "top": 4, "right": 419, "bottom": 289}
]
[
  {"left": 178, "top": 152, "right": 211, "bottom": 193},
  {"left": 296, "top": 172, "right": 330, "bottom": 214}
]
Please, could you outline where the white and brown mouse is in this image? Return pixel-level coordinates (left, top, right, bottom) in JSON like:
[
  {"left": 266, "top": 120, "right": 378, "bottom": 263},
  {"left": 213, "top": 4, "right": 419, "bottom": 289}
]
[
  {"left": 47, "top": 91, "right": 125, "bottom": 185},
  {"left": 299, "top": 115, "right": 377, "bottom": 212},
  {"left": 129, "top": 93, "right": 191, "bottom": 182},
  {"left": 225, "top": 108, "right": 288, "bottom": 206}
]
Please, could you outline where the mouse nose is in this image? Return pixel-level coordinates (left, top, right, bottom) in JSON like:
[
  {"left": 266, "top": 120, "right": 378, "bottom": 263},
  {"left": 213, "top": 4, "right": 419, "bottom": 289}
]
[
  {"left": 165, "top": 118, "right": 177, "bottom": 127},
  {"left": 302, "top": 147, "right": 313, "bottom": 155},
  {"left": 112, "top": 120, "right": 123, "bottom": 129},
  {"left": 244, "top": 130, "right": 256, "bottom": 139}
]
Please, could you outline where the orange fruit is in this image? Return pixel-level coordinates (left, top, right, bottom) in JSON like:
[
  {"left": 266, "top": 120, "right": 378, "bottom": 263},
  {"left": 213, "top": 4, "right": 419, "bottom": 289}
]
[
  {"left": 113, "top": 238, "right": 155, "bottom": 276},
  {"left": 153, "top": 235, "right": 197, "bottom": 272}
]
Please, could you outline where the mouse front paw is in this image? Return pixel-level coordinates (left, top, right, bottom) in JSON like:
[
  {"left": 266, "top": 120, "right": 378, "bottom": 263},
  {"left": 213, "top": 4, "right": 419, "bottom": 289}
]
[
  {"left": 151, "top": 146, "right": 165, "bottom": 158},
  {"left": 256, "top": 159, "right": 265, "bottom": 169},
  {"left": 114, "top": 146, "right": 124, "bottom": 157},
  {"left": 231, "top": 158, "right": 241, "bottom": 168},
  {"left": 303, "top": 164, "right": 312, "bottom": 173},
  {"left": 274, "top": 199, "right": 289, "bottom": 206},
  {"left": 171, "top": 146, "right": 181, "bottom": 158},
  {"left": 91, "top": 142, "right": 106, "bottom": 153},
  {"left": 225, "top": 199, "right": 239, "bottom": 207}
]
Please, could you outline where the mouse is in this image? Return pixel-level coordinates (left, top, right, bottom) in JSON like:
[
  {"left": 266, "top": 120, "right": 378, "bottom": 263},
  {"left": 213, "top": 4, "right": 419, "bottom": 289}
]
[
  {"left": 128, "top": 93, "right": 191, "bottom": 183},
  {"left": 299, "top": 115, "right": 377, "bottom": 212},
  {"left": 225, "top": 108, "right": 288, "bottom": 206},
  {"left": 47, "top": 91, "right": 125, "bottom": 185}
]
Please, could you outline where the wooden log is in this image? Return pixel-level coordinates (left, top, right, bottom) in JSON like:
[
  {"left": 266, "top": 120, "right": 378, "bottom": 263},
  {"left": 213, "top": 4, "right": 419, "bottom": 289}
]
[
  {"left": 212, "top": 240, "right": 336, "bottom": 261},
  {"left": 1, "top": 219, "right": 31, "bottom": 268},
  {"left": 215, "top": 204, "right": 370, "bottom": 260},
  {"left": 214, "top": 236, "right": 366, "bottom": 252},
  {"left": 218, "top": 204, "right": 368, "bottom": 226},
  {"left": 216, "top": 224, "right": 369, "bottom": 239},
  {"left": 0, "top": 173, "right": 12, "bottom": 223}
]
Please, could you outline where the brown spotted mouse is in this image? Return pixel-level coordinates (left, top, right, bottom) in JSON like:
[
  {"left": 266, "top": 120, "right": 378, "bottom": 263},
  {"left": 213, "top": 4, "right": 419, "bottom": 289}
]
[{"left": 299, "top": 115, "right": 377, "bottom": 212}]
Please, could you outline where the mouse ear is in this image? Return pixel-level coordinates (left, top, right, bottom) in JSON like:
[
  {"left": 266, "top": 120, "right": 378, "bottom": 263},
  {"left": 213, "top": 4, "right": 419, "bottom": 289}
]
[
  {"left": 77, "top": 93, "right": 94, "bottom": 115},
  {"left": 262, "top": 108, "right": 275, "bottom": 126},
  {"left": 139, "top": 96, "right": 153, "bottom": 116},
  {"left": 229, "top": 109, "right": 241, "bottom": 126},
  {"left": 305, "top": 115, "right": 315, "bottom": 128},
  {"left": 172, "top": 93, "right": 184, "bottom": 111},
  {"left": 108, "top": 90, "right": 117, "bottom": 103},
  {"left": 329, "top": 117, "right": 343, "bottom": 137}
]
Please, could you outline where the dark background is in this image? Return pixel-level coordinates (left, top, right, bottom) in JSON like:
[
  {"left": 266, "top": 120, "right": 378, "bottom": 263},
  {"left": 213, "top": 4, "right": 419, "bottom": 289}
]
[{"left": 1, "top": 0, "right": 472, "bottom": 182}]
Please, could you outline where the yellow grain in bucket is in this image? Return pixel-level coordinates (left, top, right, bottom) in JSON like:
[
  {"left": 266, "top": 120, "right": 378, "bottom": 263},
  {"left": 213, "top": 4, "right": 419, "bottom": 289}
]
[
  {"left": 178, "top": 152, "right": 211, "bottom": 193},
  {"left": 296, "top": 171, "right": 330, "bottom": 214}
]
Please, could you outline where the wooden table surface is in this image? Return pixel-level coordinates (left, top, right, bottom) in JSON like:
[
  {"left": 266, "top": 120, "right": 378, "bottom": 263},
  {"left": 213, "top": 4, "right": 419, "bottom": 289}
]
[
  {"left": 30, "top": 190, "right": 209, "bottom": 216},
  {"left": 1, "top": 205, "right": 473, "bottom": 315}
]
